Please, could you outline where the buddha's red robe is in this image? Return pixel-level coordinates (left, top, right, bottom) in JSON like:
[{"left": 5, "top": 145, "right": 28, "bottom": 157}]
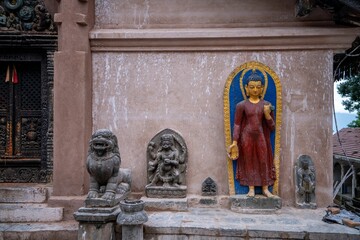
[{"left": 233, "top": 99, "right": 276, "bottom": 186}]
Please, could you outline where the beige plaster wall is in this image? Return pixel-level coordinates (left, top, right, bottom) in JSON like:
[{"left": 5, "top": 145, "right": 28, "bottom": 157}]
[
  {"left": 92, "top": 50, "right": 334, "bottom": 207},
  {"left": 94, "top": 0, "right": 331, "bottom": 28}
]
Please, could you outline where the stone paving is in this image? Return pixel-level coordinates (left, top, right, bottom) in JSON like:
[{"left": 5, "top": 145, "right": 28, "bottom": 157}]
[
  {"left": 0, "top": 207, "right": 359, "bottom": 239},
  {"left": 0, "top": 221, "right": 78, "bottom": 240},
  {"left": 144, "top": 207, "right": 360, "bottom": 239}
]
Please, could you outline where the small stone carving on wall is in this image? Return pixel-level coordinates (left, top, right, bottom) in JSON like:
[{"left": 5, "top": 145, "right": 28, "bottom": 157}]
[
  {"left": 202, "top": 177, "right": 217, "bottom": 196},
  {"left": 295, "top": 155, "right": 316, "bottom": 209},
  {"left": 145, "top": 128, "right": 187, "bottom": 198}
]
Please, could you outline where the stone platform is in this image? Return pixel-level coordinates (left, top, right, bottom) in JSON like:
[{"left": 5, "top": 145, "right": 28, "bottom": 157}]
[
  {"left": 0, "top": 207, "right": 359, "bottom": 239},
  {"left": 0, "top": 185, "right": 64, "bottom": 223},
  {"left": 0, "top": 221, "right": 78, "bottom": 240},
  {"left": 144, "top": 207, "right": 359, "bottom": 239}
]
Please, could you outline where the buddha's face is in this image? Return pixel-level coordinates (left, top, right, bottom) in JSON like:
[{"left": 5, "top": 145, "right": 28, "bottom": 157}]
[{"left": 245, "top": 80, "right": 263, "bottom": 98}]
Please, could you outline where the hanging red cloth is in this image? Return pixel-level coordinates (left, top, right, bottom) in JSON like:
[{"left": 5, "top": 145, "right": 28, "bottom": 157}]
[
  {"left": 12, "top": 65, "right": 18, "bottom": 84},
  {"left": 5, "top": 65, "right": 10, "bottom": 82}
]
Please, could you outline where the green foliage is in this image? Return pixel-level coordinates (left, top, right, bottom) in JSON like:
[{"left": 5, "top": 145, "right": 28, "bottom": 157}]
[
  {"left": 337, "top": 75, "right": 360, "bottom": 128},
  {"left": 337, "top": 75, "right": 360, "bottom": 112},
  {"left": 348, "top": 112, "right": 360, "bottom": 128}
]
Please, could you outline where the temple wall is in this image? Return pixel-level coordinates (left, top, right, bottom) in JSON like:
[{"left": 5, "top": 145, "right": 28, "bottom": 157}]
[
  {"left": 92, "top": 50, "right": 334, "bottom": 207},
  {"left": 88, "top": 0, "right": 351, "bottom": 208},
  {"left": 49, "top": 0, "right": 358, "bottom": 209},
  {"left": 88, "top": 0, "right": 345, "bottom": 208},
  {"left": 94, "top": 0, "right": 331, "bottom": 28}
]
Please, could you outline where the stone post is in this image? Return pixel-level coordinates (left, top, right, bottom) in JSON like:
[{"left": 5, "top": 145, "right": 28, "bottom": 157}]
[
  {"left": 74, "top": 198, "right": 122, "bottom": 240},
  {"left": 117, "top": 200, "right": 148, "bottom": 240}
]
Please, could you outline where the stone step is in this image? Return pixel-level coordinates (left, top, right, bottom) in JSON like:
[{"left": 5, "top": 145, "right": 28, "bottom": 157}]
[
  {"left": 0, "top": 204, "right": 63, "bottom": 223},
  {"left": 0, "top": 186, "right": 50, "bottom": 203},
  {"left": 0, "top": 221, "right": 78, "bottom": 240}
]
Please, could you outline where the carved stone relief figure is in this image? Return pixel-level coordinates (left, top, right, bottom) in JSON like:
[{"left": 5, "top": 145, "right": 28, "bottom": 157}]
[
  {"left": 33, "top": 3, "right": 54, "bottom": 31},
  {"left": 6, "top": 12, "right": 21, "bottom": 30},
  {"left": 202, "top": 177, "right": 217, "bottom": 196},
  {"left": 295, "top": 155, "right": 316, "bottom": 208},
  {"left": 86, "top": 129, "right": 131, "bottom": 203},
  {"left": 145, "top": 129, "right": 187, "bottom": 198}
]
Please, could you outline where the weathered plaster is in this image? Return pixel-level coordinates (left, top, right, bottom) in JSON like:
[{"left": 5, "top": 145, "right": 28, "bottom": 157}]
[
  {"left": 94, "top": 0, "right": 331, "bottom": 29},
  {"left": 92, "top": 50, "right": 333, "bottom": 207}
]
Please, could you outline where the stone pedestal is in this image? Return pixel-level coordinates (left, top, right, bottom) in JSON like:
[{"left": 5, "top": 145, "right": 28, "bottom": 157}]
[
  {"left": 141, "top": 196, "right": 188, "bottom": 211},
  {"left": 145, "top": 185, "right": 187, "bottom": 198},
  {"left": 230, "top": 194, "right": 282, "bottom": 214},
  {"left": 117, "top": 200, "right": 148, "bottom": 240},
  {"left": 296, "top": 202, "right": 317, "bottom": 209},
  {"left": 187, "top": 195, "right": 230, "bottom": 209},
  {"left": 77, "top": 222, "right": 116, "bottom": 240},
  {"left": 74, "top": 196, "right": 124, "bottom": 240}
]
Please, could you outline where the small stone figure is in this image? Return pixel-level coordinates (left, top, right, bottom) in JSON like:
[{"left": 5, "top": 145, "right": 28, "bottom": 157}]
[
  {"left": 227, "top": 70, "right": 276, "bottom": 198},
  {"left": 86, "top": 129, "right": 131, "bottom": 201},
  {"left": 33, "top": 3, "right": 54, "bottom": 31},
  {"left": 6, "top": 13, "right": 22, "bottom": 30},
  {"left": 295, "top": 155, "right": 316, "bottom": 208},
  {"left": 202, "top": 177, "right": 217, "bottom": 196},
  {"left": 145, "top": 129, "right": 187, "bottom": 198}
]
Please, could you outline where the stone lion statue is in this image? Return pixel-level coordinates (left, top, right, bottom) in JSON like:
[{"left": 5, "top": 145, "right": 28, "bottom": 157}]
[{"left": 86, "top": 129, "right": 131, "bottom": 200}]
